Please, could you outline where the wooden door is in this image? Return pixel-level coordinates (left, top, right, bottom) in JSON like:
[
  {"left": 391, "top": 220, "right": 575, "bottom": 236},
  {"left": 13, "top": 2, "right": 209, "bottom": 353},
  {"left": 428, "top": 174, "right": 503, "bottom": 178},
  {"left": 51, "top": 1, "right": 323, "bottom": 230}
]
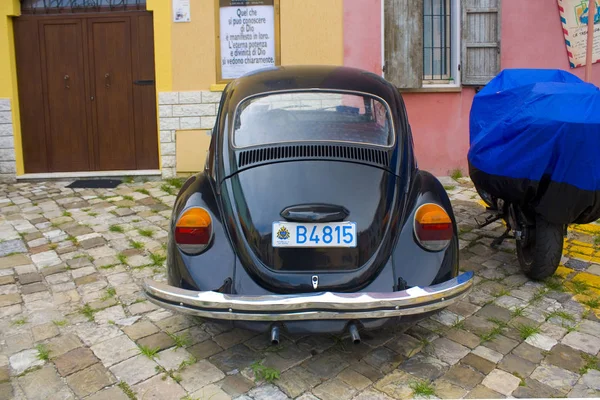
[
  {"left": 88, "top": 17, "right": 137, "bottom": 170},
  {"left": 39, "top": 19, "right": 93, "bottom": 172},
  {"left": 14, "top": 12, "right": 159, "bottom": 173}
]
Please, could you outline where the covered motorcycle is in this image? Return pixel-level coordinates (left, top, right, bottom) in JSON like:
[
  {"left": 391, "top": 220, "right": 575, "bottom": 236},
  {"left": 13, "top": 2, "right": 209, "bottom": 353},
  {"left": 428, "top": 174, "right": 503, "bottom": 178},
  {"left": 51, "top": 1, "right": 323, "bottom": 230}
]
[
  {"left": 468, "top": 68, "right": 600, "bottom": 279},
  {"left": 469, "top": 68, "right": 600, "bottom": 225}
]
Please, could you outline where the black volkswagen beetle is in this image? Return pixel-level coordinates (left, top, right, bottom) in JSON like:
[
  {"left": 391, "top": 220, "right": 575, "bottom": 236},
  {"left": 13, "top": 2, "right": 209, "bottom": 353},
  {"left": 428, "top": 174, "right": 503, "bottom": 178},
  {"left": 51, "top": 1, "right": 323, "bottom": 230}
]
[{"left": 144, "top": 65, "right": 473, "bottom": 342}]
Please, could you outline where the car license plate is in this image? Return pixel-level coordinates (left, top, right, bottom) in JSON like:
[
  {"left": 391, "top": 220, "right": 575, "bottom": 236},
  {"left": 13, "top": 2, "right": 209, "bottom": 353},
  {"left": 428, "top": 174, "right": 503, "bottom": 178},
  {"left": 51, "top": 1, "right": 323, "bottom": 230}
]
[{"left": 272, "top": 222, "right": 357, "bottom": 248}]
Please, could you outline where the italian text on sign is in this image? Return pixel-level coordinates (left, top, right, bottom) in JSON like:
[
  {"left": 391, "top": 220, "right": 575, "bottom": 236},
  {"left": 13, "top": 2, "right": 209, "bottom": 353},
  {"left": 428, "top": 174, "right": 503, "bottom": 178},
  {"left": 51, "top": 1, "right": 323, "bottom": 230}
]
[{"left": 219, "top": 0, "right": 276, "bottom": 80}]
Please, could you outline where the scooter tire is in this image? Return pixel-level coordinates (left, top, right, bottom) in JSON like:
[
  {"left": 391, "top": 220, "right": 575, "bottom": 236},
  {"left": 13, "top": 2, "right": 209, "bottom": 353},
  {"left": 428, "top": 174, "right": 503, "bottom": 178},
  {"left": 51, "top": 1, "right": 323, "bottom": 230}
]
[{"left": 516, "top": 215, "right": 564, "bottom": 281}]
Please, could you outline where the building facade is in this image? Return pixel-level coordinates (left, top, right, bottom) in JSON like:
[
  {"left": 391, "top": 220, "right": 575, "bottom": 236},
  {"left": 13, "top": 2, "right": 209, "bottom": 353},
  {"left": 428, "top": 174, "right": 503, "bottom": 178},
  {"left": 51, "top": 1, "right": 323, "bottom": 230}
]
[{"left": 0, "top": 0, "right": 599, "bottom": 182}]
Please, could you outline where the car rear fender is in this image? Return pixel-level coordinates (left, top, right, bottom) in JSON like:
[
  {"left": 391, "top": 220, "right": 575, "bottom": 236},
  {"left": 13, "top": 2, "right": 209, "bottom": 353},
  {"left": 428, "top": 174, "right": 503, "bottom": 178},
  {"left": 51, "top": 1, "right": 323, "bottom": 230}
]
[
  {"left": 392, "top": 170, "right": 459, "bottom": 289},
  {"left": 168, "top": 173, "right": 236, "bottom": 292}
]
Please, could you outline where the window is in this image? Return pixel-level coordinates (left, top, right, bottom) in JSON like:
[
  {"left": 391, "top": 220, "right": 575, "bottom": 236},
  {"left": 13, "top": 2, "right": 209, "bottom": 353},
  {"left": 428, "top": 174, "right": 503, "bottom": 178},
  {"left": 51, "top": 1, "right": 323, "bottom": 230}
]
[
  {"left": 21, "top": 0, "right": 145, "bottom": 13},
  {"left": 423, "top": 0, "right": 459, "bottom": 86},
  {"left": 233, "top": 92, "right": 393, "bottom": 148}
]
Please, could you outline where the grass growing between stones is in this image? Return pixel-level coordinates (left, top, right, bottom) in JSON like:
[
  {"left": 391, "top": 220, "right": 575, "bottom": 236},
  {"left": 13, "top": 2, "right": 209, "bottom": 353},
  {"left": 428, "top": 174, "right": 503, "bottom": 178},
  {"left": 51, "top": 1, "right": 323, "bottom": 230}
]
[
  {"left": 101, "top": 287, "right": 116, "bottom": 301},
  {"left": 36, "top": 344, "right": 50, "bottom": 361},
  {"left": 109, "top": 225, "right": 124, "bottom": 233},
  {"left": 52, "top": 319, "right": 68, "bottom": 327},
  {"left": 531, "top": 288, "right": 548, "bottom": 303},
  {"left": 118, "top": 381, "right": 137, "bottom": 400},
  {"left": 444, "top": 185, "right": 456, "bottom": 191},
  {"left": 515, "top": 324, "right": 540, "bottom": 340},
  {"left": 492, "top": 288, "right": 511, "bottom": 298},
  {"left": 11, "top": 317, "right": 27, "bottom": 326},
  {"left": 130, "top": 240, "right": 144, "bottom": 250},
  {"left": 544, "top": 276, "right": 565, "bottom": 292},
  {"left": 450, "top": 168, "right": 463, "bottom": 181},
  {"left": 136, "top": 188, "right": 150, "bottom": 195},
  {"left": 88, "top": 211, "right": 98, "bottom": 217},
  {"left": 138, "top": 344, "right": 160, "bottom": 359},
  {"left": 123, "top": 195, "right": 134, "bottom": 201},
  {"left": 168, "top": 332, "right": 191, "bottom": 348},
  {"left": 155, "top": 365, "right": 182, "bottom": 383},
  {"left": 178, "top": 356, "right": 197, "bottom": 370},
  {"left": 166, "top": 178, "right": 185, "bottom": 189},
  {"left": 117, "top": 253, "right": 128, "bottom": 265},
  {"left": 479, "top": 326, "right": 504, "bottom": 343},
  {"left": 409, "top": 380, "right": 436, "bottom": 398},
  {"left": 451, "top": 318, "right": 465, "bottom": 330},
  {"left": 138, "top": 228, "right": 154, "bottom": 238},
  {"left": 568, "top": 279, "right": 590, "bottom": 295},
  {"left": 160, "top": 184, "right": 175, "bottom": 195},
  {"left": 582, "top": 297, "right": 600, "bottom": 309},
  {"left": 545, "top": 310, "right": 575, "bottom": 323},
  {"left": 579, "top": 353, "right": 600, "bottom": 375},
  {"left": 250, "top": 360, "right": 280, "bottom": 383},
  {"left": 149, "top": 252, "right": 166, "bottom": 267},
  {"left": 511, "top": 306, "right": 526, "bottom": 317},
  {"left": 512, "top": 372, "right": 526, "bottom": 386},
  {"left": 80, "top": 304, "right": 96, "bottom": 321},
  {"left": 62, "top": 211, "right": 71, "bottom": 217}
]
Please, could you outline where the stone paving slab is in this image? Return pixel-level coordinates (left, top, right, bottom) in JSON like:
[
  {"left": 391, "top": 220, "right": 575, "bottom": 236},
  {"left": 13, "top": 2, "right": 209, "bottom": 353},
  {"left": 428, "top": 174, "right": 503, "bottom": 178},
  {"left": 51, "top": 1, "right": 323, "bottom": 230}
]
[{"left": 1, "top": 178, "right": 600, "bottom": 399}]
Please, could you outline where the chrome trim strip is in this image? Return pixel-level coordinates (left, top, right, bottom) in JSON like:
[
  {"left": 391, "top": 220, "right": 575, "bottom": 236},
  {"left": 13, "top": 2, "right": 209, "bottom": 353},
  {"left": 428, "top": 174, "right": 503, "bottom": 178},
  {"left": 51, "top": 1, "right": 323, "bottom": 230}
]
[{"left": 142, "top": 271, "right": 474, "bottom": 321}]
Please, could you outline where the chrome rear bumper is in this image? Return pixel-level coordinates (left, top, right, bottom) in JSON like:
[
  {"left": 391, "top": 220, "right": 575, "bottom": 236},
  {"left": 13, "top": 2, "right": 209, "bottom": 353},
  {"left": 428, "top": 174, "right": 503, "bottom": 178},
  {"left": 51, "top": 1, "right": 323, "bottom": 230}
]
[{"left": 142, "top": 271, "right": 474, "bottom": 321}]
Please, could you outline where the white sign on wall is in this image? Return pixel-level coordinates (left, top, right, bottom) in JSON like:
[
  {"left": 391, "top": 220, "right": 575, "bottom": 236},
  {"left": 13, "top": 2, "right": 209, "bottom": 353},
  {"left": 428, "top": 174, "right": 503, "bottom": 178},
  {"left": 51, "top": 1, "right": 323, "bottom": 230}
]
[
  {"left": 219, "top": 0, "right": 277, "bottom": 80},
  {"left": 558, "top": 0, "right": 600, "bottom": 67},
  {"left": 173, "top": 0, "right": 190, "bottom": 22}
]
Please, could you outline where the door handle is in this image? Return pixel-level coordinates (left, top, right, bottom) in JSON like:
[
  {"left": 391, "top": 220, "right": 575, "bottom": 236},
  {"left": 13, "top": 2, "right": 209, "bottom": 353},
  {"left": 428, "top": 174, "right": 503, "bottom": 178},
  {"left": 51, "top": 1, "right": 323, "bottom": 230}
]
[
  {"left": 64, "top": 75, "right": 70, "bottom": 89},
  {"left": 133, "top": 80, "right": 155, "bottom": 86},
  {"left": 105, "top": 73, "right": 111, "bottom": 88}
]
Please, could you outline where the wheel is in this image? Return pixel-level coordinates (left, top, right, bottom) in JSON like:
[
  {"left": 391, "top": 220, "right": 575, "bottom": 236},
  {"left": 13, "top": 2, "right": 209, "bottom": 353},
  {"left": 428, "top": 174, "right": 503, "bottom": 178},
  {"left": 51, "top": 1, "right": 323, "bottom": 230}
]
[{"left": 516, "top": 214, "right": 564, "bottom": 280}]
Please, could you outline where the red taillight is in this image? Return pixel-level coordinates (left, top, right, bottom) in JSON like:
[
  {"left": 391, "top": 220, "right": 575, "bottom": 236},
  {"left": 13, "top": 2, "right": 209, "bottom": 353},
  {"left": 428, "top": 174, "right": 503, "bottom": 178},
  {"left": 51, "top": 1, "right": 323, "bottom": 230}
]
[
  {"left": 175, "top": 207, "right": 212, "bottom": 254},
  {"left": 414, "top": 203, "right": 453, "bottom": 251}
]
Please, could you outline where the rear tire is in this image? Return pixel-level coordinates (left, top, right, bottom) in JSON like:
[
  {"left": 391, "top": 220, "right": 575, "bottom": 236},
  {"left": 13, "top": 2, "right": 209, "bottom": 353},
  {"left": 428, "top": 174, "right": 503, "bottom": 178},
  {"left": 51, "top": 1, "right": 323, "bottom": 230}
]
[{"left": 516, "top": 215, "right": 564, "bottom": 280}]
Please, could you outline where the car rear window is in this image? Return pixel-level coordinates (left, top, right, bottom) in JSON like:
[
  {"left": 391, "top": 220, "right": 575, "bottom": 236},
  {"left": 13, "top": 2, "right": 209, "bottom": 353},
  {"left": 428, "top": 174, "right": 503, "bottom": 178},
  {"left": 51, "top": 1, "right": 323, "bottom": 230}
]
[{"left": 233, "top": 91, "right": 393, "bottom": 148}]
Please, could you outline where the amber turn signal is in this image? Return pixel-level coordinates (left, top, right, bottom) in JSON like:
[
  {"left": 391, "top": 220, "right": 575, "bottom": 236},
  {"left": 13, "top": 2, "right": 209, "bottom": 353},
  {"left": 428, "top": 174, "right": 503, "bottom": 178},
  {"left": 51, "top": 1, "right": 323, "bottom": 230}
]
[
  {"left": 413, "top": 203, "right": 453, "bottom": 251},
  {"left": 175, "top": 207, "right": 213, "bottom": 254}
]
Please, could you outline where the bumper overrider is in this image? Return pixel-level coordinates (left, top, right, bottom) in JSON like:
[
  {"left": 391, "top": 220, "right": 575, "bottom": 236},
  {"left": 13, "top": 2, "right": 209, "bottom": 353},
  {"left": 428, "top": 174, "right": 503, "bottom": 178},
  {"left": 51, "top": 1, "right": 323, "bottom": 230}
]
[{"left": 142, "top": 271, "right": 474, "bottom": 321}]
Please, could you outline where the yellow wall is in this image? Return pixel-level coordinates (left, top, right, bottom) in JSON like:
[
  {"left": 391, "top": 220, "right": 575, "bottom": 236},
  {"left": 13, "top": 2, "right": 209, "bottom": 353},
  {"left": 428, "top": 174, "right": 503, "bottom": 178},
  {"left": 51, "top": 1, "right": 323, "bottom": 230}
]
[
  {"left": 0, "top": 0, "right": 22, "bottom": 175},
  {"left": 147, "top": 0, "right": 173, "bottom": 93},
  {"left": 176, "top": 130, "right": 212, "bottom": 172},
  {"left": 280, "top": 0, "right": 344, "bottom": 66},
  {"left": 171, "top": 0, "right": 344, "bottom": 91},
  {"left": 172, "top": 0, "right": 216, "bottom": 91}
]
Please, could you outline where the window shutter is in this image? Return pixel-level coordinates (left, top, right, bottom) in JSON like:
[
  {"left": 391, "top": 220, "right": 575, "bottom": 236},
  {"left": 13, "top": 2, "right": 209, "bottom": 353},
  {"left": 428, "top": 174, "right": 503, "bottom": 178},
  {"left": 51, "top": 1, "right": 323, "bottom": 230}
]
[
  {"left": 461, "top": 0, "right": 501, "bottom": 85},
  {"left": 384, "top": 0, "right": 423, "bottom": 89}
]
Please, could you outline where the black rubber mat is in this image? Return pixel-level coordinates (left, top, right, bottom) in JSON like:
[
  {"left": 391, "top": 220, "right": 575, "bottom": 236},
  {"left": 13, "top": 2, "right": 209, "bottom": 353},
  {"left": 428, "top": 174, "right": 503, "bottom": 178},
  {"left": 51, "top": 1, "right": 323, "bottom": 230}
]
[{"left": 66, "top": 179, "right": 122, "bottom": 189}]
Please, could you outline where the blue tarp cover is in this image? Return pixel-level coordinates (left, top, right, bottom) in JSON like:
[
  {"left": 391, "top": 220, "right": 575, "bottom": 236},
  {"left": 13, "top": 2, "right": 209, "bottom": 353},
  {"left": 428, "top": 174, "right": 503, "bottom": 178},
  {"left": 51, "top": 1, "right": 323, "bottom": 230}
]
[
  {"left": 469, "top": 68, "right": 600, "bottom": 191},
  {"left": 468, "top": 69, "right": 600, "bottom": 224}
]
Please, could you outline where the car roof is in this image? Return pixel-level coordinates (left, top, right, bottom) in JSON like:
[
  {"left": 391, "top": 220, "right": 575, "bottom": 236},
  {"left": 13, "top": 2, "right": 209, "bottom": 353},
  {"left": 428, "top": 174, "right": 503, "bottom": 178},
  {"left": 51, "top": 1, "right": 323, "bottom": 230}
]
[{"left": 224, "top": 65, "right": 400, "bottom": 108}]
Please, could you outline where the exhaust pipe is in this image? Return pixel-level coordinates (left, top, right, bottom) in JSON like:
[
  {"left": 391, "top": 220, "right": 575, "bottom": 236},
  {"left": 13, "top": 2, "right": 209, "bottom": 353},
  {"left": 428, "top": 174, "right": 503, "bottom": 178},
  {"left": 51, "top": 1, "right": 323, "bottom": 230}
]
[
  {"left": 348, "top": 323, "right": 361, "bottom": 344},
  {"left": 270, "top": 325, "right": 280, "bottom": 345}
]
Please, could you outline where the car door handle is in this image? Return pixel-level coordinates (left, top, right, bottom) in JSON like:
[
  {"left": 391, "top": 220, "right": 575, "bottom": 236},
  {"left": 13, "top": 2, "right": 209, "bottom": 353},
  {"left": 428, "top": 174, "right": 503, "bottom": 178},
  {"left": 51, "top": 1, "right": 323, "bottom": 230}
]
[{"left": 280, "top": 204, "right": 350, "bottom": 222}]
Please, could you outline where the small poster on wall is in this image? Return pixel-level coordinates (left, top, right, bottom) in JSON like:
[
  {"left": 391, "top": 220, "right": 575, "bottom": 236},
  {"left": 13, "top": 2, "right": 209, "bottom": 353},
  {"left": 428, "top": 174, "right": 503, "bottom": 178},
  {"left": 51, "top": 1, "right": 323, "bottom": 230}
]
[
  {"left": 217, "top": 0, "right": 280, "bottom": 81},
  {"left": 558, "top": 0, "right": 600, "bottom": 67},
  {"left": 173, "top": 0, "right": 191, "bottom": 22}
]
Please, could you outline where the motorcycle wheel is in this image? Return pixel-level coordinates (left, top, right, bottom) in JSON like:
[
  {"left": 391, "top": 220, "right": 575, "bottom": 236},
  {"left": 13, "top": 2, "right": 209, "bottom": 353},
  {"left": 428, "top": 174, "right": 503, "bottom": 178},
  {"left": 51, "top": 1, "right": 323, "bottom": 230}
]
[{"left": 516, "top": 215, "right": 564, "bottom": 280}]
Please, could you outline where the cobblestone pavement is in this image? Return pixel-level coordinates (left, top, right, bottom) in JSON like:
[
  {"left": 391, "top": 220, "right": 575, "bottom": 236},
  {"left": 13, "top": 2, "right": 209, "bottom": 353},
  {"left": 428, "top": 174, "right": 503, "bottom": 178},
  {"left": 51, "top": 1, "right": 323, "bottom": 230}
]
[{"left": 1, "top": 177, "right": 600, "bottom": 400}]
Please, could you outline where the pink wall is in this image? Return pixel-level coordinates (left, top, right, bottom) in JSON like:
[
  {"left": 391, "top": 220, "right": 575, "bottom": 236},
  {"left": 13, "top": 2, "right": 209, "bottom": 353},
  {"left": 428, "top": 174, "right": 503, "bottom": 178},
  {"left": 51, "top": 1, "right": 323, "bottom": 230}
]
[
  {"left": 342, "top": 0, "right": 599, "bottom": 176},
  {"left": 343, "top": 0, "right": 382, "bottom": 75},
  {"left": 502, "top": 0, "right": 600, "bottom": 86},
  {"left": 343, "top": 0, "right": 470, "bottom": 176}
]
